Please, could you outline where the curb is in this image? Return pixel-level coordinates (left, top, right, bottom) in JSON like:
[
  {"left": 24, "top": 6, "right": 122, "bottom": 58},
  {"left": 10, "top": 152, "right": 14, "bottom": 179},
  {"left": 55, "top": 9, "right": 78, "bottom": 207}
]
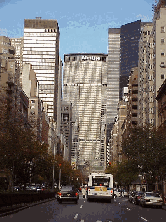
[
  {"left": 162, "top": 204, "right": 166, "bottom": 210},
  {"left": 0, "top": 197, "right": 56, "bottom": 217}
]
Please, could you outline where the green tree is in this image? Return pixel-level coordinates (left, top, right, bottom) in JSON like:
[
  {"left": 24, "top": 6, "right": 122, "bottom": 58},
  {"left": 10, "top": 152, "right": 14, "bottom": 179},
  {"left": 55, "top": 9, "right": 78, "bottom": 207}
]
[{"left": 122, "top": 125, "right": 166, "bottom": 187}]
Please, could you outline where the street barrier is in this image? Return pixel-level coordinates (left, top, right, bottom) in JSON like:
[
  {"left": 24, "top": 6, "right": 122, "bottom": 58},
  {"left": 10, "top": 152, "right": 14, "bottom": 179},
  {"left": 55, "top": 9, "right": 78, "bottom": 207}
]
[{"left": 0, "top": 192, "right": 55, "bottom": 207}]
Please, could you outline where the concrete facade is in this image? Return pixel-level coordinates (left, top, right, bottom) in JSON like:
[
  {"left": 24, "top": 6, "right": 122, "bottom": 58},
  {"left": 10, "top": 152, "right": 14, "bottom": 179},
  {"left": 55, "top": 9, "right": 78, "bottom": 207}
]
[
  {"left": 152, "top": 1, "right": 166, "bottom": 128},
  {"left": 138, "top": 22, "right": 153, "bottom": 127}
]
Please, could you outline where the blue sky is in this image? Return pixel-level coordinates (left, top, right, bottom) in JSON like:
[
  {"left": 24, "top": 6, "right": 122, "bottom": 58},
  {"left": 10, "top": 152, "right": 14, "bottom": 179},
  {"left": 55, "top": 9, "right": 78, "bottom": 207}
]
[{"left": 0, "top": 0, "right": 154, "bottom": 61}]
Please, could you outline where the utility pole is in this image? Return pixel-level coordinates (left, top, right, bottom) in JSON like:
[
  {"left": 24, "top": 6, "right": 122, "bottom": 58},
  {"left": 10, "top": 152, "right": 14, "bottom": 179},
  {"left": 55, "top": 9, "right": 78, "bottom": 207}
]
[{"left": 58, "top": 164, "right": 61, "bottom": 189}]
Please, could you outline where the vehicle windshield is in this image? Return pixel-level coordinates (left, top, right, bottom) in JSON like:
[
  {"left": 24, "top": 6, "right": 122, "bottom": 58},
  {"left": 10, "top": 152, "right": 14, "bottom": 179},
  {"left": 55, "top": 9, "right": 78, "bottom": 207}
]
[
  {"left": 92, "top": 177, "right": 110, "bottom": 187},
  {"left": 61, "top": 186, "right": 74, "bottom": 191},
  {"left": 137, "top": 192, "right": 143, "bottom": 195},
  {"left": 146, "top": 192, "right": 154, "bottom": 197},
  {"left": 154, "top": 193, "right": 161, "bottom": 197}
]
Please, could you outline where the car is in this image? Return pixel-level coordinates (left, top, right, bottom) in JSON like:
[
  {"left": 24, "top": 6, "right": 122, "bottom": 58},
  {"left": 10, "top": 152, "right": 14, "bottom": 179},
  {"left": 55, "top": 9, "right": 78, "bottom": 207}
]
[
  {"left": 122, "top": 190, "right": 129, "bottom": 197},
  {"left": 36, "top": 184, "right": 43, "bottom": 192},
  {"left": 57, "top": 185, "right": 79, "bottom": 204},
  {"left": 132, "top": 191, "right": 144, "bottom": 205},
  {"left": 139, "top": 192, "right": 163, "bottom": 208}
]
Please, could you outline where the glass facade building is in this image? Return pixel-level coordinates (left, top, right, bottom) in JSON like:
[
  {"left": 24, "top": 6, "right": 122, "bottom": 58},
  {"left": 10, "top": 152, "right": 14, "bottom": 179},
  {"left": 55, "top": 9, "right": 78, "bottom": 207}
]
[
  {"left": 63, "top": 53, "right": 108, "bottom": 172},
  {"left": 23, "top": 18, "right": 60, "bottom": 120},
  {"left": 120, "top": 20, "right": 141, "bottom": 100}
]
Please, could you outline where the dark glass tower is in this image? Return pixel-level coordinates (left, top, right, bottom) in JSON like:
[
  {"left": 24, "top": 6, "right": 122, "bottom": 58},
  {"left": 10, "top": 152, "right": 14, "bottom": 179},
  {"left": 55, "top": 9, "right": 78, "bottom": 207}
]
[{"left": 120, "top": 20, "right": 141, "bottom": 99}]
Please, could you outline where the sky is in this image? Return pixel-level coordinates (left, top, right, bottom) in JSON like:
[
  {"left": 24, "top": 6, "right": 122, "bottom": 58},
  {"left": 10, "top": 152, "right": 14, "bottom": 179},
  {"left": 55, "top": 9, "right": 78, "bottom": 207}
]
[{"left": 0, "top": 0, "right": 154, "bottom": 61}]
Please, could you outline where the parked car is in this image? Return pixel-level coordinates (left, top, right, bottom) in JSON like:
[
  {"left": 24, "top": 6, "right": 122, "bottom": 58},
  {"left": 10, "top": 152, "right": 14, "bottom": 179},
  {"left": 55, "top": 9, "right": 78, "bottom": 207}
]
[
  {"left": 139, "top": 192, "right": 163, "bottom": 208},
  {"left": 57, "top": 185, "right": 79, "bottom": 204},
  {"left": 123, "top": 190, "right": 129, "bottom": 197},
  {"left": 132, "top": 191, "right": 144, "bottom": 205},
  {"left": 36, "top": 184, "right": 43, "bottom": 192},
  {"left": 14, "top": 186, "right": 20, "bottom": 191},
  {"left": 128, "top": 191, "right": 136, "bottom": 203}
]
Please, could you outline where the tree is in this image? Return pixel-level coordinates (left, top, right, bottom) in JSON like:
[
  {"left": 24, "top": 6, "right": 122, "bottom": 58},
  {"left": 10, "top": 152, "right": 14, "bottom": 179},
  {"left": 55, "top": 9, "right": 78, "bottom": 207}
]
[
  {"left": 122, "top": 125, "right": 166, "bottom": 188},
  {"left": 105, "top": 160, "right": 139, "bottom": 188}
]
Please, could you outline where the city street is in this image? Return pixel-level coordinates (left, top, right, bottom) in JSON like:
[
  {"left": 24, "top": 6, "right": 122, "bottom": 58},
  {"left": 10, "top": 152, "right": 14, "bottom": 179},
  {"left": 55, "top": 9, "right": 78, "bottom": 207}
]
[{"left": 0, "top": 194, "right": 165, "bottom": 222}]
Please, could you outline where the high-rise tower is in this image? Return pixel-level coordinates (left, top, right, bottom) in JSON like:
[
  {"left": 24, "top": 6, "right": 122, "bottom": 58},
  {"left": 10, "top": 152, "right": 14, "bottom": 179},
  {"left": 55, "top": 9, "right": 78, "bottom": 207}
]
[
  {"left": 23, "top": 17, "right": 60, "bottom": 121},
  {"left": 120, "top": 20, "right": 141, "bottom": 100},
  {"left": 107, "top": 28, "right": 120, "bottom": 148},
  {"left": 63, "top": 53, "right": 108, "bottom": 173}
]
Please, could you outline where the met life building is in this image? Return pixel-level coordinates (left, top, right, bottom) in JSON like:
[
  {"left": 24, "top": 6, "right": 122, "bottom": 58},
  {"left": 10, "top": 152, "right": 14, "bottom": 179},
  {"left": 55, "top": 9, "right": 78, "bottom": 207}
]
[
  {"left": 23, "top": 18, "right": 60, "bottom": 120},
  {"left": 63, "top": 53, "right": 108, "bottom": 172}
]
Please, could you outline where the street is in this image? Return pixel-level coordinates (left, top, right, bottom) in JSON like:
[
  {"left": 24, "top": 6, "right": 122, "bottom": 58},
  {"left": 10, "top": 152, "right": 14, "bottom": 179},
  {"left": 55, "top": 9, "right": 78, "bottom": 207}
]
[{"left": 0, "top": 194, "right": 165, "bottom": 222}]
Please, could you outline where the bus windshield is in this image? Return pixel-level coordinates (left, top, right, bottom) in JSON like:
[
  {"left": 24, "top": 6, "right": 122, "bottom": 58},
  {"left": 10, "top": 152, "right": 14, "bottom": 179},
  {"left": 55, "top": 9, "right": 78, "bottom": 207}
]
[{"left": 92, "top": 177, "right": 110, "bottom": 187}]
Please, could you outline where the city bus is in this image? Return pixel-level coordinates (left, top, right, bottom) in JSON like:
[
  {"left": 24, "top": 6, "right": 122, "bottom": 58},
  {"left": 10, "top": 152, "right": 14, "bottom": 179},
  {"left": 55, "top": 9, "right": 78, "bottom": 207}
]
[{"left": 87, "top": 173, "right": 114, "bottom": 202}]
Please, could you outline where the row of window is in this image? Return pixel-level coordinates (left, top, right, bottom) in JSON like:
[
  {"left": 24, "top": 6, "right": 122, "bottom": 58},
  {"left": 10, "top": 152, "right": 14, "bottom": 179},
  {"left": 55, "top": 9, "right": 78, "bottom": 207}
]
[
  {"left": 45, "top": 29, "right": 57, "bottom": 33},
  {"left": 141, "top": 26, "right": 165, "bottom": 35}
]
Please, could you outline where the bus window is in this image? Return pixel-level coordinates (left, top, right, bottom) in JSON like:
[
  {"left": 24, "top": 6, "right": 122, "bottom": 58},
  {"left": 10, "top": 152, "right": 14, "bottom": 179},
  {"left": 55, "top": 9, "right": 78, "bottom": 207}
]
[{"left": 92, "top": 178, "right": 110, "bottom": 187}]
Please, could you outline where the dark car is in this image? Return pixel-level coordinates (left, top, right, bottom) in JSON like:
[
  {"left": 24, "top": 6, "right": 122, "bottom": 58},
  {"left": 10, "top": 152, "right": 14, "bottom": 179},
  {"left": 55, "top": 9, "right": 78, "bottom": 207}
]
[
  {"left": 132, "top": 191, "right": 144, "bottom": 205},
  {"left": 57, "top": 185, "right": 79, "bottom": 204}
]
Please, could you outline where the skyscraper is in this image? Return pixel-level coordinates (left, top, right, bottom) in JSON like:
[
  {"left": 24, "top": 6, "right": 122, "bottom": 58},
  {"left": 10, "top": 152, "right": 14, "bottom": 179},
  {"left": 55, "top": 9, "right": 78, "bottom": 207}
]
[
  {"left": 63, "top": 53, "right": 108, "bottom": 173},
  {"left": 107, "top": 28, "right": 120, "bottom": 147},
  {"left": 23, "top": 17, "right": 60, "bottom": 120},
  {"left": 120, "top": 20, "right": 141, "bottom": 100}
]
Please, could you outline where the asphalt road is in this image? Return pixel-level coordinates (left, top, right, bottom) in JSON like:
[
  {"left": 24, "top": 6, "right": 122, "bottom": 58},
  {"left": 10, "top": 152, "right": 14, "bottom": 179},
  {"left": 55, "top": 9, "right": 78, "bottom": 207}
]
[{"left": 0, "top": 194, "right": 166, "bottom": 222}]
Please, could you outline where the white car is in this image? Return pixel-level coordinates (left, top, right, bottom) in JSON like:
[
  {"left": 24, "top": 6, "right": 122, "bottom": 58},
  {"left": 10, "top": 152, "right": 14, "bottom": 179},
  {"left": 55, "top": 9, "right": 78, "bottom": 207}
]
[{"left": 139, "top": 192, "right": 163, "bottom": 208}]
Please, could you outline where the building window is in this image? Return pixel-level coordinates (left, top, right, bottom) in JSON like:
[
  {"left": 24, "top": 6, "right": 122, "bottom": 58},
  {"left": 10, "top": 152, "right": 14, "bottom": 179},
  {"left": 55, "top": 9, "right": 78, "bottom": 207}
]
[
  {"left": 161, "top": 52, "right": 165, "bottom": 56},
  {"left": 132, "top": 113, "right": 137, "bottom": 117},
  {"left": 132, "top": 105, "right": 137, "bottom": 109},
  {"left": 160, "top": 62, "right": 165, "bottom": 68},
  {"left": 161, "top": 27, "right": 165, "bottom": 33},
  {"left": 149, "top": 119, "right": 154, "bottom": 124},
  {"left": 161, "top": 38, "right": 165, "bottom": 44},
  {"left": 150, "top": 97, "right": 153, "bottom": 102},
  {"left": 161, "top": 74, "right": 164, "bottom": 79}
]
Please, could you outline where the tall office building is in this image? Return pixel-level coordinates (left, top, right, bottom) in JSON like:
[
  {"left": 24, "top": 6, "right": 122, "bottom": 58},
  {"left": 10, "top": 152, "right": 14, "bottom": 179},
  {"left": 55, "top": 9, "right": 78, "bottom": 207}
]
[
  {"left": 23, "top": 17, "right": 60, "bottom": 120},
  {"left": 107, "top": 28, "right": 120, "bottom": 147},
  {"left": 63, "top": 53, "right": 108, "bottom": 173},
  {"left": 120, "top": 20, "right": 141, "bottom": 100}
]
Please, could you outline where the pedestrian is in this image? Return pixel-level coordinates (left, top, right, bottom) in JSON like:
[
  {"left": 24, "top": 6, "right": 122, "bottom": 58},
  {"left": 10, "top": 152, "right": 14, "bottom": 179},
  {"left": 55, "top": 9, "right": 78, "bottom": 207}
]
[{"left": 82, "top": 187, "right": 86, "bottom": 199}]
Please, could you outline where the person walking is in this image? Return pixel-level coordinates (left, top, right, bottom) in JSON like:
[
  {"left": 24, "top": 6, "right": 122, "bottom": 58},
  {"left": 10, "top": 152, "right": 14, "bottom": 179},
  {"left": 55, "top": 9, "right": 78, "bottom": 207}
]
[{"left": 82, "top": 187, "right": 86, "bottom": 199}]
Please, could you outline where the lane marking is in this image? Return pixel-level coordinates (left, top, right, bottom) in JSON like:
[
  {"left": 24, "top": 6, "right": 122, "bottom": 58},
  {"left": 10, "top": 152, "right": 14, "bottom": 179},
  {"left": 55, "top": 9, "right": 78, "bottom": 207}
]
[
  {"left": 74, "top": 214, "right": 78, "bottom": 219},
  {"left": 80, "top": 205, "right": 83, "bottom": 208},
  {"left": 126, "top": 208, "right": 131, "bottom": 211},
  {"left": 141, "top": 216, "right": 148, "bottom": 221},
  {"left": 80, "top": 220, "right": 84, "bottom": 222}
]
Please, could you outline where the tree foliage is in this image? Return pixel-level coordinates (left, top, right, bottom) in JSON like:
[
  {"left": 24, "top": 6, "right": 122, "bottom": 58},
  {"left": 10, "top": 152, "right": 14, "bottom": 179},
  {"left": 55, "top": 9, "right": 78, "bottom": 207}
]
[
  {"left": 0, "top": 88, "right": 84, "bottom": 190},
  {"left": 105, "top": 160, "right": 139, "bottom": 187},
  {"left": 122, "top": 125, "right": 166, "bottom": 184}
]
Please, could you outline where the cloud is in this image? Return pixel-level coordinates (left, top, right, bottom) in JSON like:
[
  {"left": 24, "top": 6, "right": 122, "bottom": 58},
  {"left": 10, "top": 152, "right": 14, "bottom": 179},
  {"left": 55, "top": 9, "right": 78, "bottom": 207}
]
[
  {"left": 0, "top": 28, "right": 7, "bottom": 36},
  {"left": 0, "top": 0, "right": 11, "bottom": 8},
  {"left": 136, "top": 14, "right": 152, "bottom": 22}
]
